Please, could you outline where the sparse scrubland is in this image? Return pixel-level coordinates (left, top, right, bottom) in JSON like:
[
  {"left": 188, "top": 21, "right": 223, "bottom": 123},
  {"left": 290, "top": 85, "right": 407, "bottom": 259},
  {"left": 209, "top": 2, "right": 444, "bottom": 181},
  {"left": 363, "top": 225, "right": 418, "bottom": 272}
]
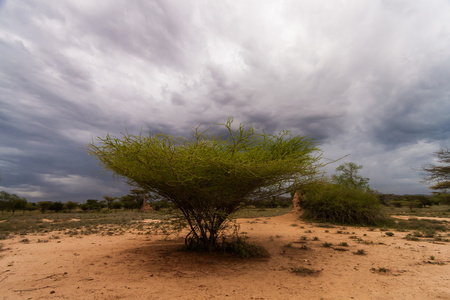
[
  {"left": 1, "top": 126, "right": 449, "bottom": 298},
  {"left": 1, "top": 205, "right": 449, "bottom": 299}
]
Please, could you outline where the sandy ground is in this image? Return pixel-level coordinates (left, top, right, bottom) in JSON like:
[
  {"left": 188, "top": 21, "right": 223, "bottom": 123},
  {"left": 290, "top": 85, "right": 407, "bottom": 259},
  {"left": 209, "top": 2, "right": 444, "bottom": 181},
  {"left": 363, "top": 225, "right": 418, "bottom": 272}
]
[{"left": 1, "top": 213, "right": 449, "bottom": 300}]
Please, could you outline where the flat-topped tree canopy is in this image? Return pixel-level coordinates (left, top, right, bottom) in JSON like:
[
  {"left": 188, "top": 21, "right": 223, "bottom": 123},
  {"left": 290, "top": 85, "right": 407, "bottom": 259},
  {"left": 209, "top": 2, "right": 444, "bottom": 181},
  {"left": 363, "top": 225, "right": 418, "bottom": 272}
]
[
  {"left": 87, "top": 118, "right": 322, "bottom": 250},
  {"left": 422, "top": 147, "right": 450, "bottom": 191}
]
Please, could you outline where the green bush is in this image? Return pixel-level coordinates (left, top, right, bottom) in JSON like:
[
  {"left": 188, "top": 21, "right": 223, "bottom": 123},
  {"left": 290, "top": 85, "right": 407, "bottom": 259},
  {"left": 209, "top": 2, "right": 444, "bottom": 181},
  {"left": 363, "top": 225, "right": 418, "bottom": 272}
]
[
  {"left": 251, "top": 197, "right": 291, "bottom": 209},
  {"left": 182, "top": 234, "right": 269, "bottom": 258},
  {"left": 432, "top": 193, "right": 450, "bottom": 205},
  {"left": 301, "top": 183, "right": 386, "bottom": 225}
]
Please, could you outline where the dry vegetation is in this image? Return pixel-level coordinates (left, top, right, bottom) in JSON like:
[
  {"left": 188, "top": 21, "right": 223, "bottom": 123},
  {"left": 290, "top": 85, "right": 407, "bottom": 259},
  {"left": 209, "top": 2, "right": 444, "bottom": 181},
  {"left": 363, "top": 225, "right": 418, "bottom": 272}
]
[{"left": 1, "top": 206, "right": 449, "bottom": 299}]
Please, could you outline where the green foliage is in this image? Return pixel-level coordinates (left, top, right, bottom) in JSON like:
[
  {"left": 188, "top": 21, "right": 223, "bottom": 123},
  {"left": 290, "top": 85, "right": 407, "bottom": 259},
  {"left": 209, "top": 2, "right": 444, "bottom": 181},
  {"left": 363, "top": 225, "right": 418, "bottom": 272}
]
[
  {"left": 120, "top": 194, "right": 142, "bottom": 210},
  {"left": 87, "top": 118, "right": 321, "bottom": 249},
  {"left": 0, "top": 192, "right": 28, "bottom": 216},
  {"left": 25, "top": 202, "right": 38, "bottom": 212},
  {"left": 378, "top": 194, "right": 438, "bottom": 209},
  {"left": 0, "top": 191, "right": 10, "bottom": 216},
  {"left": 80, "top": 199, "right": 105, "bottom": 212},
  {"left": 301, "top": 182, "right": 386, "bottom": 225},
  {"left": 49, "top": 201, "right": 64, "bottom": 212},
  {"left": 182, "top": 223, "right": 269, "bottom": 258},
  {"left": 431, "top": 193, "right": 450, "bottom": 205},
  {"left": 102, "top": 196, "right": 118, "bottom": 210},
  {"left": 37, "top": 201, "right": 53, "bottom": 213},
  {"left": 251, "top": 196, "right": 291, "bottom": 208},
  {"left": 64, "top": 201, "right": 79, "bottom": 212},
  {"left": 421, "top": 147, "right": 450, "bottom": 191},
  {"left": 332, "top": 162, "right": 370, "bottom": 191},
  {"left": 151, "top": 199, "right": 174, "bottom": 211},
  {"left": 110, "top": 200, "right": 123, "bottom": 210}
]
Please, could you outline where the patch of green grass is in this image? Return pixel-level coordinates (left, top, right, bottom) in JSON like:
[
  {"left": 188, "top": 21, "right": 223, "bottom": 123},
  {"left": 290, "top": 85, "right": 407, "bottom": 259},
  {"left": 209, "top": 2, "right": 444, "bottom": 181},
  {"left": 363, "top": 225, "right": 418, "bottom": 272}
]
[{"left": 322, "top": 242, "right": 332, "bottom": 248}]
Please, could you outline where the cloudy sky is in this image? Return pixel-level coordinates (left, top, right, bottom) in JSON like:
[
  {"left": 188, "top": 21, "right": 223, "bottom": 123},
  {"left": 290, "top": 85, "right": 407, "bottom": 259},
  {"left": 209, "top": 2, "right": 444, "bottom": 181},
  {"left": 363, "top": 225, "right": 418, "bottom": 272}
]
[{"left": 1, "top": 0, "right": 449, "bottom": 203}]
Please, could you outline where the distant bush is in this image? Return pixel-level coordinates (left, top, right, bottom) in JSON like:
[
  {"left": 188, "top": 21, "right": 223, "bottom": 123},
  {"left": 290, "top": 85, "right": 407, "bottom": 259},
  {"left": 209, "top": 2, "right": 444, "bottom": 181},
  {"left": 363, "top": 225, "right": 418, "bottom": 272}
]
[
  {"left": 251, "top": 197, "right": 291, "bottom": 209},
  {"left": 110, "top": 201, "right": 123, "bottom": 210},
  {"left": 151, "top": 199, "right": 174, "bottom": 211},
  {"left": 64, "top": 201, "right": 78, "bottom": 212},
  {"left": 183, "top": 233, "right": 269, "bottom": 258},
  {"left": 49, "top": 201, "right": 64, "bottom": 212},
  {"left": 37, "top": 201, "right": 53, "bottom": 213},
  {"left": 301, "top": 183, "right": 386, "bottom": 225},
  {"left": 431, "top": 193, "right": 450, "bottom": 205},
  {"left": 378, "top": 194, "right": 438, "bottom": 209},
  {"left": 80, "top": 199, "right": 104, "bottom": 212}
]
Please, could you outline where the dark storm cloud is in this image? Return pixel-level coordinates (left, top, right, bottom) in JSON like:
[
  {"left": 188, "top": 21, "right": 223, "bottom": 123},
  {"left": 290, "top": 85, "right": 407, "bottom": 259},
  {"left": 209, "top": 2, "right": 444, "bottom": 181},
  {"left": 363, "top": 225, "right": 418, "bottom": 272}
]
[
  {"left": 64, "top": 0, "right": 204, "bottom": 72},
  {"left": 368, "top": 61, "right": 450, "bottom": 148},
  {"left": 1, "top": 0, "right": 450, "bottom": 201}
]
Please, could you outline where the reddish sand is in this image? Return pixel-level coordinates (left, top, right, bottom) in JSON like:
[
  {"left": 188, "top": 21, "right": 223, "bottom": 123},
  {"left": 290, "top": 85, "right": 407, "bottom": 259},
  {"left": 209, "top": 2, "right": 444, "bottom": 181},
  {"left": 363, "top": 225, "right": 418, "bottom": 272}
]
[{"left": 1, "top": 213, "right": 449, "bottom": 299}]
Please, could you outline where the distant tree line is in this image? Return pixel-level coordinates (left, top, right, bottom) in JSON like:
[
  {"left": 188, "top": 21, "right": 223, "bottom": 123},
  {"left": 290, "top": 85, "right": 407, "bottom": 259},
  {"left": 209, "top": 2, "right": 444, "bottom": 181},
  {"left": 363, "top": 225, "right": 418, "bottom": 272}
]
[
  {"left": 0, "top": 189, "right": 177, "bottom": 216},
  {"left": 376, "top": 193, "right": 447, "bottom": 210},
  {"left": 0, "top": 191, "right": 30, "bottom": 216}
]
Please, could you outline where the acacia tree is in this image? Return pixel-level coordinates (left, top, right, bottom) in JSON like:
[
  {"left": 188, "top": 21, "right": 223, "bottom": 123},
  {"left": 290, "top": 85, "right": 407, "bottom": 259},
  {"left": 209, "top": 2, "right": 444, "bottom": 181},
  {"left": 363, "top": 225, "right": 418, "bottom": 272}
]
[
  {"left": 7, "top": 193, "right": 27, "bottom": 215},
  {"left": 37, "top": 201, "right": 53, "bottom": 213},
  {"left": 87, "top": 119, "right": 321, "bottom": 250},
  {"left": 0, "top": 191, "right": 9, "bottom": 216},
  {"left": 332, "top": 162, "right": 370, "bottom": 190},
  {"left": 422, "top": 147, "right": 450, "bottom": 191},
  {"left": 103, "top": 196, "right": 118, "bottom": 210}
]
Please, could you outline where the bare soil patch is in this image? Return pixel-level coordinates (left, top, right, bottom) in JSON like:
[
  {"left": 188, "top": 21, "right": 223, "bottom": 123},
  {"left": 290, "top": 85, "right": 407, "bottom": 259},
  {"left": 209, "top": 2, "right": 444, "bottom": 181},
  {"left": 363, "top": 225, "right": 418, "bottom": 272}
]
[{"left": 1, "top": 213, "right": 449, "bottom": 299}]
